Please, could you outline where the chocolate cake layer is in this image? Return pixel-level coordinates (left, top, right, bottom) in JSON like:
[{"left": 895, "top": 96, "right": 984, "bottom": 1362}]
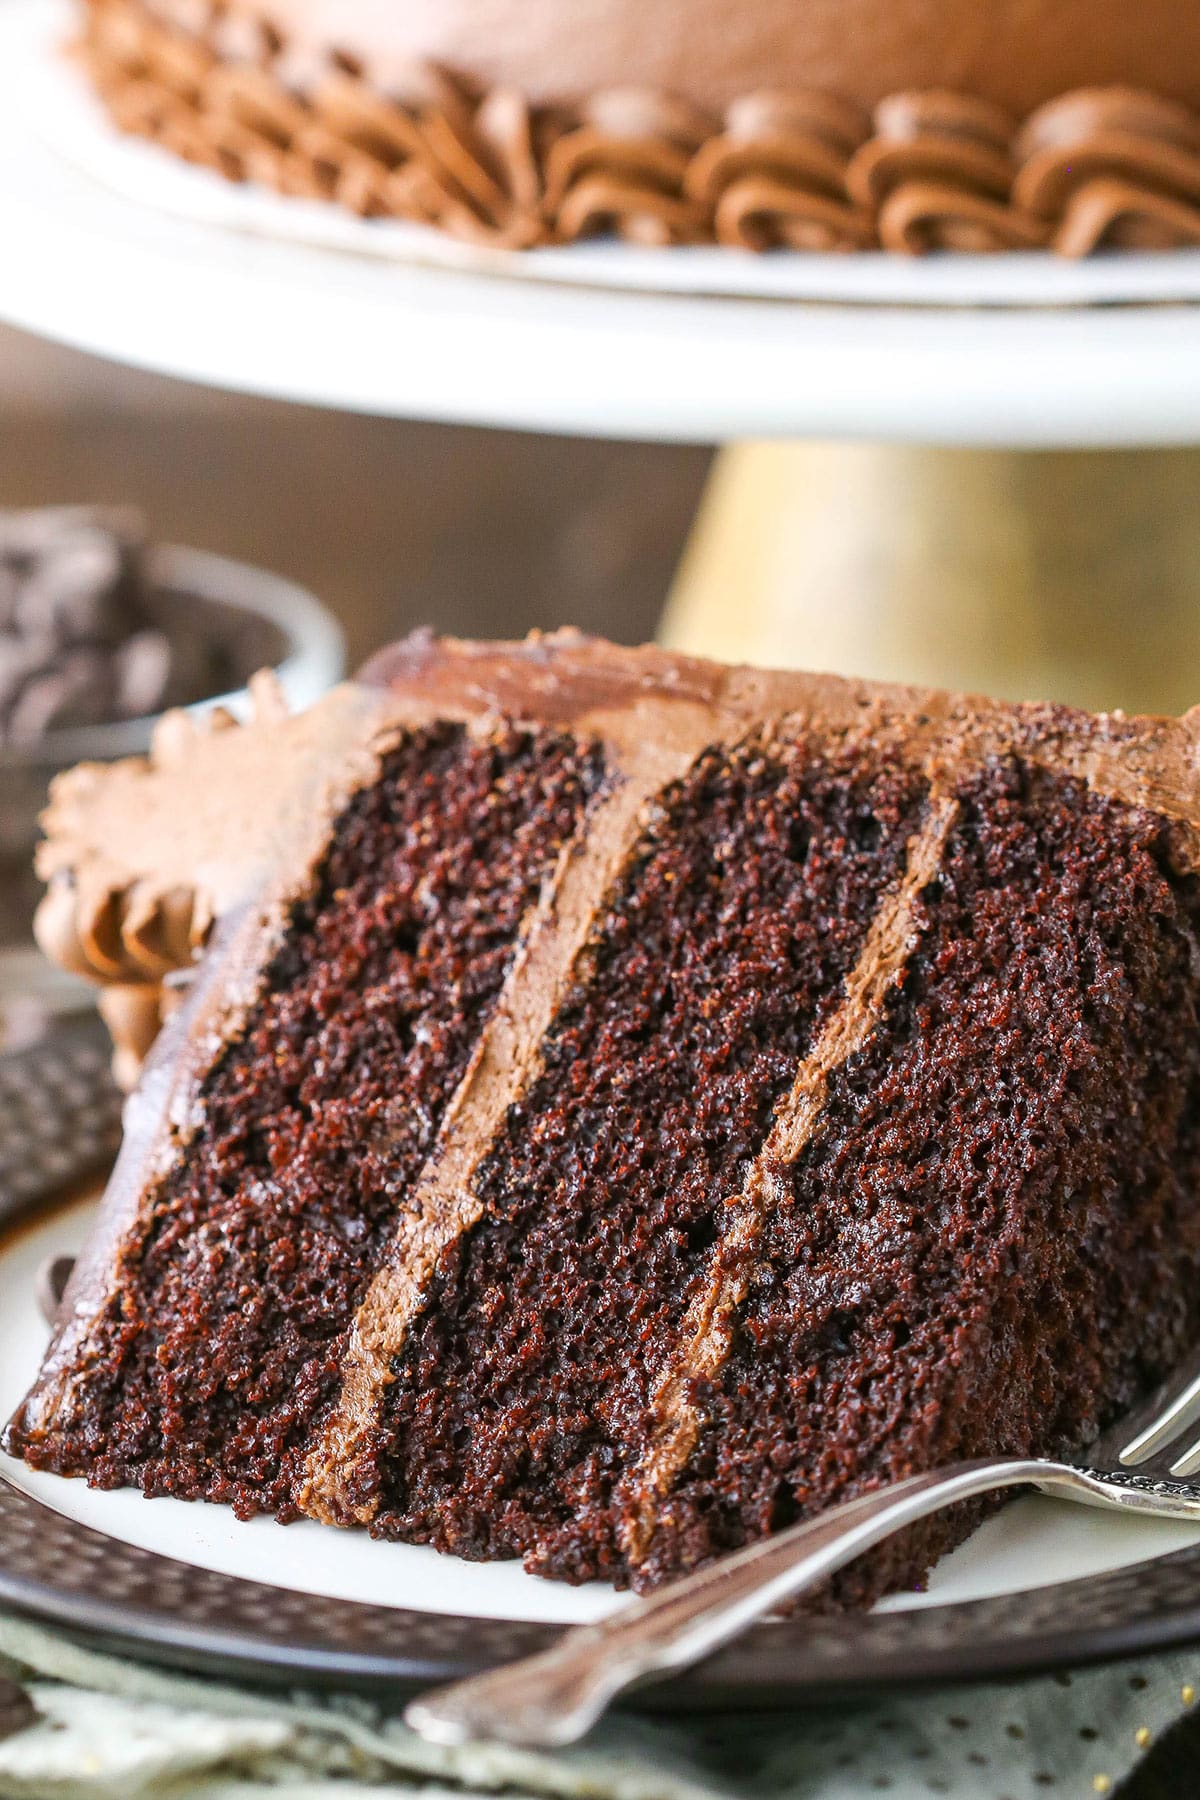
[
  {"left": 358, "top": 735, "right": 929, "bottom": 1573},
  {"left": 10, "top": 633, "right": 1200, "bottom": 1602},
  {"left": 642, "top": 757, "right": 1200, "bottom": 1597},
  {"left": 9, "top": 723, "right": 604, "bottom": 1503}
]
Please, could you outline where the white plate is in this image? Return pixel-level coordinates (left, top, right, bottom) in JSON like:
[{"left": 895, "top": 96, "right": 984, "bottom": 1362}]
[
  {"left": 21, "top": 0, "right": 1200, "bottom": 313},
  {"left": 4, "top": 1195, "right": 1200, "bottom": 1626}
]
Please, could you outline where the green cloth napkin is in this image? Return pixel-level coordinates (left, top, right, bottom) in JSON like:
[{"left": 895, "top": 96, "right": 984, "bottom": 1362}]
[{"left": 0, "top": 1609, "right": 1196, "bottom": 1800}]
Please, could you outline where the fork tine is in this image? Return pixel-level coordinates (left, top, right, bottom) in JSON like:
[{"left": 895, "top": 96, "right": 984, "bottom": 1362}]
[
  {"left": 1086, "top": 1333, "right": 1200, "bottom": 1475},
  {"left": 1167, "top": 1435, "right": 1200, "bottom": 1478},
  {"left": 1119, "top": 1366, "right": 1200, "bottom": 1468}
]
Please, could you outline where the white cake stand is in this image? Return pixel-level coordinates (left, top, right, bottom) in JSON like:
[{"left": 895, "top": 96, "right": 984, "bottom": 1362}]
[{"left": 3, "top": 0, "right": 1200, "bottom": 708}]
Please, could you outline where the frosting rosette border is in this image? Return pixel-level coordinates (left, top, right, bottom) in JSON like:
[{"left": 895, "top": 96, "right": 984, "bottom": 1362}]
[{"left": 72, "top": 0, "right": 1200, "bottom": 259}]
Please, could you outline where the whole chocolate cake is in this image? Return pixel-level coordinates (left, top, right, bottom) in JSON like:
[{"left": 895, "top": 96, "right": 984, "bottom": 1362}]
[
  {"left": 9, "top": 633, "right": 1200, "bottom": 1600},
  {"left": 78, "top": 0, "right": 1200, "bottom": 254}
]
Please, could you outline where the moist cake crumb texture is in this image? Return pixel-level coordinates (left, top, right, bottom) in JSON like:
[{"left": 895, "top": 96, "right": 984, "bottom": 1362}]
[
  {"left": 363, "top": 737, "right": 927, "bottom": 1578},
  {"left": 9, "top": 633, "right": 1200, "bottom": 1603},
  {"left": 9, "top": 722, "right": 605, "bottom": 1511},
  {"left": 668, "top": 758, "right": 1200, "bottom": 1600}
]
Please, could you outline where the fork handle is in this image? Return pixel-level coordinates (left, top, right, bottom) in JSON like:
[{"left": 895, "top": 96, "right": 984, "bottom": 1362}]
[{"left": 406, "top": 1455, "right": 1084, "bottom": 1748}]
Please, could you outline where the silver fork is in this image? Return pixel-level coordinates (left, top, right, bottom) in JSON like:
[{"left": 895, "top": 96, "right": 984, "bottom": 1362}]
[{"left": 405, "top": 1345, "right": 1200, "bottom": 1749}]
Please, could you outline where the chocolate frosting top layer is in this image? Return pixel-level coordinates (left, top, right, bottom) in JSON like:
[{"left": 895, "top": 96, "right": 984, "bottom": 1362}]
[
  {"left": 218, "top": 0, "right": 1200, "bottom": 115},
  {"left": 36, "top": 630, "right": 1200, "bottom": 1010}
]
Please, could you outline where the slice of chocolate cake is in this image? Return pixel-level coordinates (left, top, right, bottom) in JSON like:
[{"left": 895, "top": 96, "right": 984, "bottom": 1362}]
[{"left": 9, "top": 631, "right": 1200, "bottom": 1602}]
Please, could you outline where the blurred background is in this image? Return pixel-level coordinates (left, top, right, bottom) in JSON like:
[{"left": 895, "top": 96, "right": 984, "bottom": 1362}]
[
  {"left": 0, "top": 317, "right": 712, "bottom": 1032},
  {"left": 0, "top": 322, "right": 711, "bottom": 666}
]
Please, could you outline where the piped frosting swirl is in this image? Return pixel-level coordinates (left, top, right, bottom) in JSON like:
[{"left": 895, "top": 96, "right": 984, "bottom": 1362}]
[{"left": 78, "top": 0, "right": 1200, "bottom": 254}]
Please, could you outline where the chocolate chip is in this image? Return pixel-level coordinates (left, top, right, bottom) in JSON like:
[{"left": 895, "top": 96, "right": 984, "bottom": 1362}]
[
  {"left": 114, "top": 628, "right": 172, "bottom": 719},
  {"left": 0, "top": 634, "right": 47, "bottom": 698},
  {"left": 0, "top": 507, "right": 229, "bottom": 746},
  {"left": 7, "top": 653, "right": 116, "bottom": 744},
  {"left": 0, "top": 565, "right": 21, "bottom": 632},
  {"left": 0, "top": 1678, "right": 35, "bottom": 1743},
  {"left": 13, "top": 536, "right": 128, "bottom": 642}
]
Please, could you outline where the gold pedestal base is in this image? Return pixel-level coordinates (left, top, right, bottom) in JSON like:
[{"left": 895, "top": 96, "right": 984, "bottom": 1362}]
[{"left": 661, "top": 443, "right": 1200, "bottom": 714}]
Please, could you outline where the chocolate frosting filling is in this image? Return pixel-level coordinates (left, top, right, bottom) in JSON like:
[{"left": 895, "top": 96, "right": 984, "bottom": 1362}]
[{"left": 618, "top": 790, "right": 961, "bottom": 1560}]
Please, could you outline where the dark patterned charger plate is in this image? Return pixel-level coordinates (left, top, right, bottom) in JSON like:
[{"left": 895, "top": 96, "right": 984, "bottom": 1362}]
[
  {"left": 6, "top": 1474, "right": 1200, "bottom": 1706},
  {"left": 4, "top": 1020, "right": 1200, "bottom": 1707}
]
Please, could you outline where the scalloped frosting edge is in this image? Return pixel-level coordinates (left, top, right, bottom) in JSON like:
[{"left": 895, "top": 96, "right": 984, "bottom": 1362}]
[{"left": 78, "top": 0, "right": 1200, "bottom": 255}]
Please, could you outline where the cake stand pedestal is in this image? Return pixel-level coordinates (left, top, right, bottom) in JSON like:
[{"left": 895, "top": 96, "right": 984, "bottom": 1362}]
[
  {"left": 2, "top": 17, "right": 1200, "bottom": 711},
  {"left": 662, "top": 442, "right": 1200, "bottom": 712}
]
